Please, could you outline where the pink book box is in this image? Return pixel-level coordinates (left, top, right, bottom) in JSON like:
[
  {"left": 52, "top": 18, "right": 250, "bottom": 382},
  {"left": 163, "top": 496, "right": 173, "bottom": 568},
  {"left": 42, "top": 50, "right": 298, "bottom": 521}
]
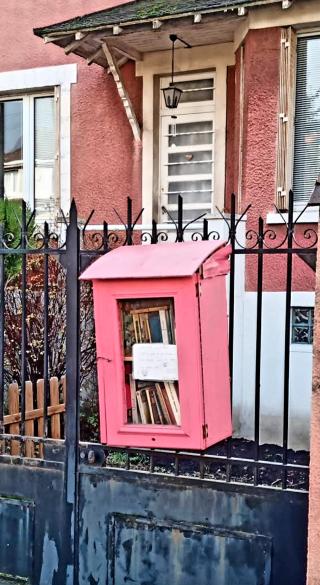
[{"left": 80, "top": 240, "right": 232, "bottom": 450}]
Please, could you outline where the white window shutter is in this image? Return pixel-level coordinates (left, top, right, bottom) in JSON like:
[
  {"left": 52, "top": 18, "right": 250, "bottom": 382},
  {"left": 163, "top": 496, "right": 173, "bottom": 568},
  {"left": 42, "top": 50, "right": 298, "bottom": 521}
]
[{"left": 276, "top": 27, "right": 296, "bottom": 211}]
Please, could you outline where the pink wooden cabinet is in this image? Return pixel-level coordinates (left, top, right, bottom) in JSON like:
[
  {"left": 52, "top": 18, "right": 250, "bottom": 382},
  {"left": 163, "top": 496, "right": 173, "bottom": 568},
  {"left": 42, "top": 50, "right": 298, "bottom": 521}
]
[{"left": 81, "top": 241, "right": 232, "bottom": 450}]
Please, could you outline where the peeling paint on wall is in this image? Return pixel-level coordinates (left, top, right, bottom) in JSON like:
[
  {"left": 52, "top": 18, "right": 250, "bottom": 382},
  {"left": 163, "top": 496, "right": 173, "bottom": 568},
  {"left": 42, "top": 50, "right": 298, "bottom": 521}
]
[{"left": 39, "top": 534, "right": 58, "bottom": 585}]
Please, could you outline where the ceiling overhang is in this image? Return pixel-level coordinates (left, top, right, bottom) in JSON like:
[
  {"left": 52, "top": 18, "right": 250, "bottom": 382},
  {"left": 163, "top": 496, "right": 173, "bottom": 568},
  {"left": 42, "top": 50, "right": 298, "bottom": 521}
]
[
  {"left": 33, "top": 0, "right": 287, "bottom": 141},
  {"left": 34, "top": 0, "right": 285, "bottom": 68}
]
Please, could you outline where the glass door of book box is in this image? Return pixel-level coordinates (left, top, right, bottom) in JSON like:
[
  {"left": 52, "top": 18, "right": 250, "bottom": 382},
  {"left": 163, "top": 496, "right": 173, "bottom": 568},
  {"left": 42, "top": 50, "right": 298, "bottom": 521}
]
[{"left": 119, "top": 298, "right": 181, "bottom": 427}]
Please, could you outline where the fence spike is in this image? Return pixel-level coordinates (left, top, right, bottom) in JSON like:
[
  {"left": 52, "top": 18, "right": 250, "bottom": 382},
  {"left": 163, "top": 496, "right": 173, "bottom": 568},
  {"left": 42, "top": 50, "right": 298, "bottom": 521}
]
[
  {"left": 177, "top": 195, "right": 183, "bottom": 242},
  {"left": 69, "top": 199, "right": 78, "bottom": 225},
  {"left": 82, "top": 209, "right": 95, "bottom": 234},
  {"left": 151, "top": 219, "right": 158, "bottom": 244},
  {"left": 103, "top": 221, "right": 109, "bottom": 252},
  {"left": 203, "top": 218, "right": 209, "bottom": 240}
]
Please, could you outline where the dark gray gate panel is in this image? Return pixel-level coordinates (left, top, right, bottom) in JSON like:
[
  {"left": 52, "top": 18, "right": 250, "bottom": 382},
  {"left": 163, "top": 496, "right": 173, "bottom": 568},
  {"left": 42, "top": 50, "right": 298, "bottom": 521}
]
[
  {"left": 0, "top": 462, "right": 68, "bottom": 585},
  {"left": 109, "top": 514, "right": 271, "bottom": 585},
  {"left": 79, "top": 468, "right": 307, "bottom": 585},
  {"left": 0, "top": 497, "right": 34, "bottom": 580}
]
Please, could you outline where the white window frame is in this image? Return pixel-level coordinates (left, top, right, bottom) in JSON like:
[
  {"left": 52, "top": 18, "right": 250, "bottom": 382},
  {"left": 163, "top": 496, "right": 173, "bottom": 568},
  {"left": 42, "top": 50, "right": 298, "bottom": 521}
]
[
  {"left": 1, "top": 91, "right": 57, "bottom": 211},
  {"left": 270, "top": 29, "right": 320, "bottom": 223},
  {"left": 290, "top": 292, "right": 315, "bottom": 355},
  {"left": 159, "top": 72, "right": 215, "bottom": 218},
  {"left": 160, "top": 112, "right": 215, "bottom": 215},
  {"left": 0, "top": 64, "right": 77, "bottom": 214},
  {"left": 137, "top": 44, "right": 233, "bottom": 224},
  {"left": 291, "top": 305, "right": 314, "bottom": 346},
  {"left": 292, "top": 32, "right": 320, "bottom": 210}
]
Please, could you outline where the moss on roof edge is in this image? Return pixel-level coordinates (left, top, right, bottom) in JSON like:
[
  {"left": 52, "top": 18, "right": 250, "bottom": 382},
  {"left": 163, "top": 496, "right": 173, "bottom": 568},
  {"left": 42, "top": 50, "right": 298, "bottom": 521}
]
[{"left": 34, "top": 0, "right": 281, "bottom": 37}]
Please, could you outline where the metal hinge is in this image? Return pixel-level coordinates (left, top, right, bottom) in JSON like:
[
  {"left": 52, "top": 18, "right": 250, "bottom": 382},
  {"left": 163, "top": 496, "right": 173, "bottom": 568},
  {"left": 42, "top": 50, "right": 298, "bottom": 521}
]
[
  {"left": 281, "top": 38, "right": 290, "bottom": 48},
  {"left": 196, "top": 281, "right": 202, "bottom": 297},
  {"left": 279, "top": 113, "right": 288, "bottom": 123},
  {"left": 202, "top": 424, "right": 208, "bottom": 439}
]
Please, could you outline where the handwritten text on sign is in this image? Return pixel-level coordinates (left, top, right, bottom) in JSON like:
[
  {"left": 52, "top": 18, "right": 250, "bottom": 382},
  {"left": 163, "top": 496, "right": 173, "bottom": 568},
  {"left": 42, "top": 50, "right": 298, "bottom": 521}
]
[{"left": 132, "top": 343, "right": 179, "bottom": 381}]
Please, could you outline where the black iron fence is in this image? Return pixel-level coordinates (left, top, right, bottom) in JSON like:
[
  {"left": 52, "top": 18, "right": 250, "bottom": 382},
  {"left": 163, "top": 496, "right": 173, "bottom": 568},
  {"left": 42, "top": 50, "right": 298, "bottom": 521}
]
[{"left": 0, "top": 192, "right": 317, "bottom": 492}]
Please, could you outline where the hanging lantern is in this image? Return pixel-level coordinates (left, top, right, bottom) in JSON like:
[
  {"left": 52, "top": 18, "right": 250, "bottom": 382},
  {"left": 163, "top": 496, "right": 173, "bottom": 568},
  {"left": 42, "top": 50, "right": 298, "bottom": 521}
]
[
  {"left": 162, "top": 85, "right": 182, "bottom": 109},
  {"left": 162, "top": 34, "right": 191, "bottom": 110}
]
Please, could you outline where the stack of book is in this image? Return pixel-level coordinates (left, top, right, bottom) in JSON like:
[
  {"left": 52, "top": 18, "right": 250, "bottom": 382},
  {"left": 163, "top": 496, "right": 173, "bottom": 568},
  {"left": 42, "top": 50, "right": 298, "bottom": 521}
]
[
  {"left": 131, "top": 305, "right": 174, "bottom": 345},
  {"left": 121, "top": 300, "right": 175, "bottom": 357},
  {"left": 128, "top": 376, "right": 181, "bottom": 426},
  {"left": 120, "top": 298, "right": 180, "bottom": 427}
]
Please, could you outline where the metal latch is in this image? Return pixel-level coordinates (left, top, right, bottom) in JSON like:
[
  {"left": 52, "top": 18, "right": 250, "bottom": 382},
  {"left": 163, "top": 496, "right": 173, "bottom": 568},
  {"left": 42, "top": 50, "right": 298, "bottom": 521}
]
[{"left": 202, "top": 424, "right": 208, "bottom": 439}]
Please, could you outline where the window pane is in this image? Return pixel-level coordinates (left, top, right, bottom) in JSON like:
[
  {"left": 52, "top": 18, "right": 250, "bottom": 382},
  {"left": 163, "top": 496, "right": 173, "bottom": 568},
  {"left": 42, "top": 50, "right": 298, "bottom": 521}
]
[
  {"left": 168, "top": 191, "right": 211, "bottom": 205},
  {"left": 34, "top": 96, "right": 55, "bottom": 216},
  {"left": 168, "top": 179, "right": 212, "bottom": 205},
  {"left": 291, "top": 307, "right": 314, "bottom": 344},
  {"left": 3, "top": 100, "right": 23, "bottom": 199},
  {"left": 169, "top": 120, "right": 213, "bottom": 147},
  {"left": 173, "top": 78, "right": 214, "bottom": 103},
  {"left": 163, "top": 208, "right": 211, "bottom": 221},
  {"left": 293, "top": 37, "right": 320, "bottom": 203},
  {"left": 168, "top": 150, "right": 212, "bottom": 176}
]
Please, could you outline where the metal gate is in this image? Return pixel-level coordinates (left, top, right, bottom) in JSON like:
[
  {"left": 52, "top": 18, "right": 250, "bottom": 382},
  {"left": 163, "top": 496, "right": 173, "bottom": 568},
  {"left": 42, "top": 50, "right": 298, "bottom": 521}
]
[{"left": 0, "top": 193, "right": 313, "bottom": 584}]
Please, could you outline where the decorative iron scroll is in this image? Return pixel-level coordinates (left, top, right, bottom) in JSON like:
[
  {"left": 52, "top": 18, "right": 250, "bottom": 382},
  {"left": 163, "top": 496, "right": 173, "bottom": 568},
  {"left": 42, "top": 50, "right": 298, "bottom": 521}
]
[{"left": 0, "top": 191, "right": 318, "bottom": 254}]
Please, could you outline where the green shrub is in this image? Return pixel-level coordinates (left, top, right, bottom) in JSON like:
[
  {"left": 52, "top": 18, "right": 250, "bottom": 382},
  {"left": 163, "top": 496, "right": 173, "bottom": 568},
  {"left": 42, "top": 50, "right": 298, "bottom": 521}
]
[{"left": 0, "top": 198, "right": 35, "bottom": 281}]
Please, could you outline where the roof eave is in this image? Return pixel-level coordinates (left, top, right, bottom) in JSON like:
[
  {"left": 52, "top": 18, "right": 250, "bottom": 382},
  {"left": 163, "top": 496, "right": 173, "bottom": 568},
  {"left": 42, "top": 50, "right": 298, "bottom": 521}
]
[{"left": 34, "top": 0, "right": 283, "bottom": 39}]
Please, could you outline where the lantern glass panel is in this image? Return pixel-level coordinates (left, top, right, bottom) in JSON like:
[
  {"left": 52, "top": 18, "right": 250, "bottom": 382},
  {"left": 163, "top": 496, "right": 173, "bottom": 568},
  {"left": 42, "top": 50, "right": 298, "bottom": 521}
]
[
  {"left": 162, "top": 86, "right": 183, "bottom": 109},
  {"left": 118, "top": 297, "right": 181, "bottom": 426}
]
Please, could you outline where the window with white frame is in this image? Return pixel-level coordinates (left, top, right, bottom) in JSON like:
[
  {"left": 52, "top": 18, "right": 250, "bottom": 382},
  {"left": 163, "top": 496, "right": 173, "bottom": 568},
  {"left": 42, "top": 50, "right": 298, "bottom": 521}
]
[
  {"left": 291, "top": 307, "right": 314, "bottom": 345},
  {"left": 293, "top": 35, "right": 320, "bottom": 205},
  {"left": 2, "top": 92, "right": 57, "bottom": 217},
  {"left": 159, "top": 73, "right": 215, "bottom": 221}
]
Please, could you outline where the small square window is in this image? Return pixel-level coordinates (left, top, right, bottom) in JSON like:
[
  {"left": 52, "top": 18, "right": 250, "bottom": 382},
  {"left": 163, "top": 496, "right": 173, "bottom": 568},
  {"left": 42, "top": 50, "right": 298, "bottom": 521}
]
[{"left": 291, "top": 307, "right": 314, "bottom": 344}]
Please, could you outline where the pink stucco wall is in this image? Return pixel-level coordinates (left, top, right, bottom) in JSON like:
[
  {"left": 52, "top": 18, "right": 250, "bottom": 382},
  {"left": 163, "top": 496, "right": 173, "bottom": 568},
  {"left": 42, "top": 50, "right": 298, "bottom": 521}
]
[
  {"left": 240, "top": 28, "right": 280, "bottom": 216},
  {"left": 0, "top": 3, "right": 316, "bottom": 291},
  {"left": 307, "top": 221, "right": 320, "bottom": 585},
  {"left": 235, "top": 28, "right": 315, "bottom": 292},
  {"left": 0, "top": 0, "right": 142, "bottom": 224}
]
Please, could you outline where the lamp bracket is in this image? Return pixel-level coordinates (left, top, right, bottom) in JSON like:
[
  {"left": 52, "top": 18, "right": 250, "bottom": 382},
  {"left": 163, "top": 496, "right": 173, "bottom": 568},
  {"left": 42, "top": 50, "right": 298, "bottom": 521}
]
[{"left": 169, "top": 33, "right": 191, "bottom": 49}]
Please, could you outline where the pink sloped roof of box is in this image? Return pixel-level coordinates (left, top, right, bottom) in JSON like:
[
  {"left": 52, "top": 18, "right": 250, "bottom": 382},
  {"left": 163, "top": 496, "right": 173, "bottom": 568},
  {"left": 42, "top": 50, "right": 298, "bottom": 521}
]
[{"left": 80, "top": 240, "right": 229, "bottom": 280}]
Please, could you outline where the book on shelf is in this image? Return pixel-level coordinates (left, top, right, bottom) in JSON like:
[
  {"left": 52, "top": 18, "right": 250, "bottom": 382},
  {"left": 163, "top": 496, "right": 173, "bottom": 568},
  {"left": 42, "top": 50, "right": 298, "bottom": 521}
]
[
  {"left": 164, "top": 381, "right": 181, "bottom": 425},
  {"left": 122, "top": 302, "right": 175, "bottom": 352},
  {"left": 155, "top": 382, "right": 173, "bottom": 424},
  {"left": 146, "top": 387, "right": 162, "bottom": 424},
  {"left": 157, "top": 383, "right": 177, "bottom": 425},
  {"left": 136, "top": 389, "right": 152, "bottom": 424},
  {"left": 153, "top": 387, "right": 166, "bottom": 425},
  {"left": 128, "top": 378, "right": 181, "bottom": 426},
  {"left": 129, "top": 374, "right": 140, "bottom": 424}
]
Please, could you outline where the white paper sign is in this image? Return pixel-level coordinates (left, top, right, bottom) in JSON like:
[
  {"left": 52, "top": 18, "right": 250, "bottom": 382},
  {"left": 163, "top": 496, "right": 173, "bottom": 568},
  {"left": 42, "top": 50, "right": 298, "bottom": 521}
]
[{"left": 132, "top": 343, "right": 179, "bottom": 381}]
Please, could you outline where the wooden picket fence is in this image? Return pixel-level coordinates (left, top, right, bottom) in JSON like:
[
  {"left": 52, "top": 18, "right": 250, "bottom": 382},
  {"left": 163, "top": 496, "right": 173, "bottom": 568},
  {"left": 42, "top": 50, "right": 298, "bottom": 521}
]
[{"left": 3, "top": 376, "right": 66, "bottom": 457}]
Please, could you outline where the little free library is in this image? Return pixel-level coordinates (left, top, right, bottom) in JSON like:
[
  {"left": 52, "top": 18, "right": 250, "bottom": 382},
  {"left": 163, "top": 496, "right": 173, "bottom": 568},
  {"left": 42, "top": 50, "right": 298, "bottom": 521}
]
[{"left": 81, "top": 239, "right": 232, "bottom": 450}]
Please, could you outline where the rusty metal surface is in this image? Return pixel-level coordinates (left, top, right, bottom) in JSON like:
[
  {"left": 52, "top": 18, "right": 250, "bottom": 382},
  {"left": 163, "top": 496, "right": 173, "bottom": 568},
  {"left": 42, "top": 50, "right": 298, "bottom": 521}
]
[
  {"left": 109, "top": 514, "right": 271, "bottom": 585},
  {"left": 78, "top": 467, "right": 308, "bottom": 585},
  {"left": 0, "top": 460, "right": 309, "bottom": 584},
  {"left": 0, "top": 497, "right": 34, "bottom": 580},
  {"left": 0, "top": 463, "right": 68, "bottom": 584}
]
